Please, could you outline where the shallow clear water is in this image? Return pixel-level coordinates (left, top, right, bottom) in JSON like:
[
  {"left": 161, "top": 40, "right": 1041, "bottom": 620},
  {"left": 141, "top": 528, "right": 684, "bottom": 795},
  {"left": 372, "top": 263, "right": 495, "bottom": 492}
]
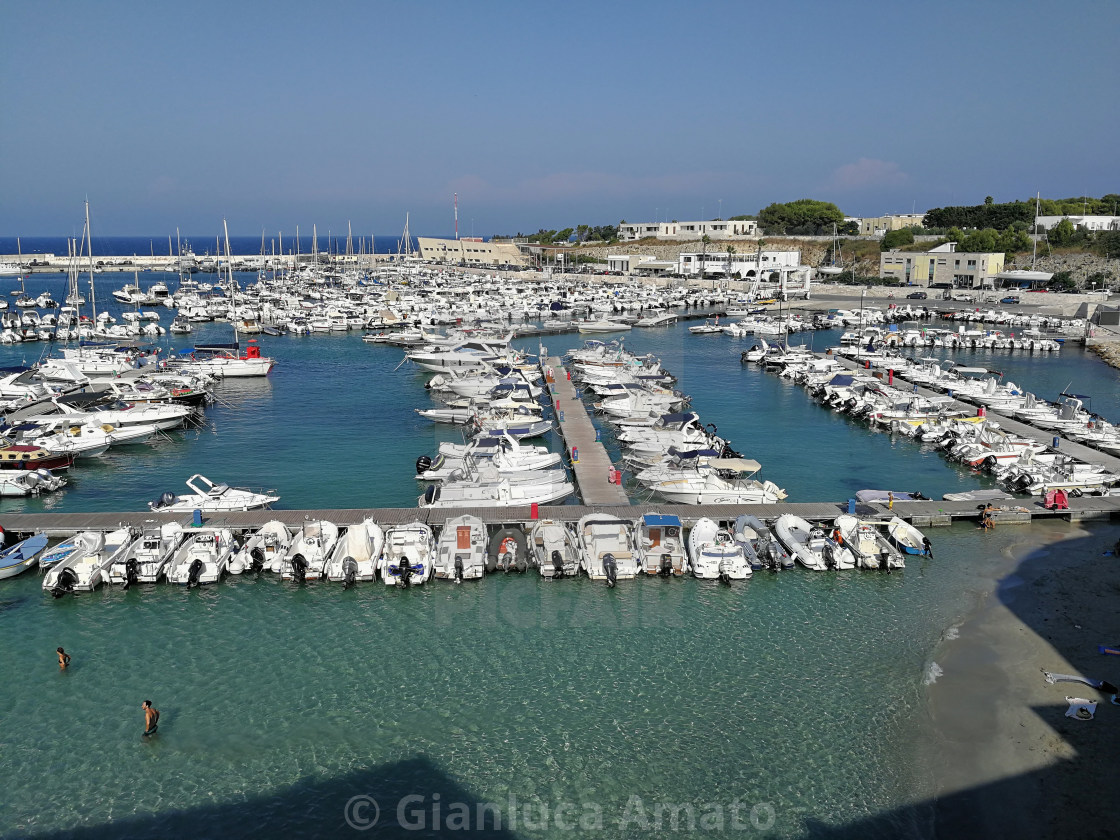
[{"left": 1, "top": 274, "right": 1117, "bottom": 837}]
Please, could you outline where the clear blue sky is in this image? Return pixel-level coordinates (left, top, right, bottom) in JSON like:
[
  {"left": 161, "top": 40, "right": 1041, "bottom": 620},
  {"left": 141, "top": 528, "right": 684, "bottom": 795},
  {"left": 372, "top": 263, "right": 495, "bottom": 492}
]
[{"left": 3, "top": 0, "right": 1117, "bottom": 236}]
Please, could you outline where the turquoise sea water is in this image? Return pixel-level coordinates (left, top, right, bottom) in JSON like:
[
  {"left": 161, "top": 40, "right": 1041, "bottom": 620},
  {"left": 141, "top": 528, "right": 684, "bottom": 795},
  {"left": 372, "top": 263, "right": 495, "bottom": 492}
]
[{"left": 1, "top": 272, "right": 1119, "bottom": 838}]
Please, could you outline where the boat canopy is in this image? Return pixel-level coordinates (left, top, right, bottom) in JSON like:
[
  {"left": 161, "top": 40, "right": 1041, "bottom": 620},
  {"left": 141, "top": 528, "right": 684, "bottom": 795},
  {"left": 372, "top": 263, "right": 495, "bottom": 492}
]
[
  {"left": 642, "top": 513, "right": 682, "bottom": 527},
  {"left": 828, "top": 374, "right": 855, "bottom": 387},
  {"left": 710, "top": 458, "right": 762, "bottom": 473}
]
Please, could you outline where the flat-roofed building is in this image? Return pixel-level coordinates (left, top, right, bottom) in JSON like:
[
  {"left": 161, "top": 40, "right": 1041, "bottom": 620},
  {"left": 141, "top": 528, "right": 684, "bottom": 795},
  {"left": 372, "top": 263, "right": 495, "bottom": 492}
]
[
  {"left": 879, "top": 242, "right": 1004, "bottom": 288},
  {"left": 679, "top": 249, "right": 801, "bottom": 278},
  {"left": 858, "top": 214, "right": 925, "bottom": 236},
  {"left": 1035, "top": 215, "right": 1120, "bottom": 232},
  {"left": 416, "top": 237, "right": 529, "bottom": 268},
  {"left": 618, "top": 219, "right": 758, "bottom": 242}
]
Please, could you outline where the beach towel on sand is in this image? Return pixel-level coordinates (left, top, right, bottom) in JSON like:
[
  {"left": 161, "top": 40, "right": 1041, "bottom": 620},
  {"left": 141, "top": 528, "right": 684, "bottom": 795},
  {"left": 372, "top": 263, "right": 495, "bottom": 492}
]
[{"left": 1065, "top": 697, "right": 1097, "bottom": 720}]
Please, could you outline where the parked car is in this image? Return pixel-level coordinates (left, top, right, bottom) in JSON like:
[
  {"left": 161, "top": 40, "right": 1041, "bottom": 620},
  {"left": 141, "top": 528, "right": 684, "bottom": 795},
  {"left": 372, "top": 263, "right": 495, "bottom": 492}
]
[
  {"left": 906, "top": 291, "right": 928, "bottom": 300},
  {"left": 1000, "top": 295, "right": 1020, "bottom": 304}
]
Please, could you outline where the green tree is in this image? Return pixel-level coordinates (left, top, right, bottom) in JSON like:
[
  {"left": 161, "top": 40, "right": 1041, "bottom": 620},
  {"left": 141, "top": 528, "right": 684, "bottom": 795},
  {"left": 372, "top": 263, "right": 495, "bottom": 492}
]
[
  {"left": 880, "top": 228, "right": 915, "bottom": 251},
  {"left": 1050, "top": 218, "right": 1076, "bottom": 246},
  {"left": 758, "top": 199, "right": 844, "bottom": 235},
  {"left": 984, "top": 196, "right": 994, "bottom": 205}
]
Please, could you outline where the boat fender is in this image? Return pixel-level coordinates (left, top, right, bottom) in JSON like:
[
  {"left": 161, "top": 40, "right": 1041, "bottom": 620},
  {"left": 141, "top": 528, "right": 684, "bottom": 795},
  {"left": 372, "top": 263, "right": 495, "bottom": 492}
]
[
  {"left": 454, "top": 556, "right": 464, "bottom": 584},
  {"left": 416, "top": 454, "right": 433, "bottom": 474},
  {"left": 659, "top": 553, "right": 673, "bottom": 577},
  {"left": 291, "top": 553, "right": 307, "bottom": 584},
  {"left": 342, "top": 557, "right": 357, "bottom": 590},
  {"left": 603, "top": 553, "right": 617, "bottom": 588},
  {"left": 550, "top": 549, "right": 564, "bottom": 579},
  {"left": 423, "top": 485, "right": 440, "bottom": 506},
  {"left": 187, "top": 557, "right": 204, "bottom": 588}
]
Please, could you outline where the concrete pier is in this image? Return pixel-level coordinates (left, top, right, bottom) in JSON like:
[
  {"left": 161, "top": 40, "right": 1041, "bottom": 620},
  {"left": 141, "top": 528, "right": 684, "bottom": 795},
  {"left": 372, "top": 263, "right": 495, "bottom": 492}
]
[{"left": 543, "top": 354, "right": 630, "bottom": 506}]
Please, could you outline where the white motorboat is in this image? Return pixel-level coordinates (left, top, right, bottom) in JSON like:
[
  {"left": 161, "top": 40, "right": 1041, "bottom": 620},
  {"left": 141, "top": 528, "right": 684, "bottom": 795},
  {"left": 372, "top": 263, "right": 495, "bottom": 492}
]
[
  {"left": 528, "top": 519, "right": 581, "bottom": 579},
  {"left": 381, "top": 522, "right": 435, "bottom": 586},
  {"left": 324, "top": 518, "right": 385, "bottom": 585},
  {"left": 42, "top": 527, "right": 136, "bottom": 595},
  {"left": 107, "top": 522, "right": 185, "bottom": 585},
  {"left": 833, "top": 515, "right": 903, "bottom": 570},
  {"left": 687, "top": 318, "right": 724, "bottom": 334},
  {"left": 165, "top": 528, "right": 236, "bottom": 586},
  {"left": 650, "top": 458, "right": 786, "bottom": 505},
  {"left": 229, "top": 521, "right": 294, "bottom": 574},
  {"left": 577, "top": 319, "right": 632, "bottom": 334},
  {"left": 419, "top": 474, "right": 574, "bottom": 508},
  {"left": 773, "top": 514, "right": 854, "bottom": 571},
  {"left": 576, "top": 514, "right": 640, "bottom": 585},
  {"left": 0, "top": 469, "right": 67, "bottom": 497},
  {"left": 688, "top": 517, "right": 752, "bottom": 580},
  {"left": 634, "top": 513, "right": 688, "bottom": 576},
  {"left": 36, "top": 531, "right": 104, "bottom": 571},
  {"left": 433, "top": 514, "right": 487, "bottom": 581},
  {"left": 280, "top": 520, "right": 340, "bottom": 582},
  {"left": 150, "top": 474, "right": 279, "bottom": 512}
]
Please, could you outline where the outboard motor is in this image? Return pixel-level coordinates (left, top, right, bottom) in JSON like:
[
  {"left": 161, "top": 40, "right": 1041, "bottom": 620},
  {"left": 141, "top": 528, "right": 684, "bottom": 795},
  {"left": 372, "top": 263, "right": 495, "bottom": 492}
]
[
  {"left": 153, "top": 491, "right": 175, "bottom": 510},
  {"left": 342, "top": 557, "right": 358, "bottom": 590},
  {"left": 603, "top": 553, "right": 617, "bottom": 588},
  {"left": 123, "top": 557, "right": 139, "bottom": 590},
  {"left": 249, "top": 547, "right": 265, "bottom": 574},
  {"left": 51, "top": 567, "right": 78, "bottom": 599},
  {"left": 718, "top": 558, "right": 732, "bottom": 586},
  {"left": 187, "top": 557, "right": 204, "bottom": 588},
  {"left": 454, "top": 556, "right": 464, "bottom": 584},
  {"left": 416, "top": 454, "right": 433, "bottom": 475},
  {"left": 550, "top": 549, "right": 564, "bottom": 579},
  {"left": 398, "top": 558, "right": 413, "bottom": 588},
  {"left": 659, "top": 553, "right": 673, "bottom": 578},
  {"left": 290, "top": 553, "right": 307, "bottom": 584},
  {"left": 500, "top": 552, "right": 513, "bottom": 573}
]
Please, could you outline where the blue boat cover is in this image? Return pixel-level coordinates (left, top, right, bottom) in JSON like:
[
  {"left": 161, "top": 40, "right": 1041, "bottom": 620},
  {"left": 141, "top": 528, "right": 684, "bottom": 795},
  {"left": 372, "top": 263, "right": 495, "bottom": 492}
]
[
  {"left": 828, "top": 374, "right": 855, "bottom": 387},
  {"left": 642, "top": 513, "right": 682, "bottom": 527}
]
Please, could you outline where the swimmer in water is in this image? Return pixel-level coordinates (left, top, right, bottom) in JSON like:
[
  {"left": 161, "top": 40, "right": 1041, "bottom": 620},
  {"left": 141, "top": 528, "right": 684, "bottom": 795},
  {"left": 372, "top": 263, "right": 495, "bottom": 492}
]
[
  {"left": 141, "top": 700, "right": 160, "bottom": 737},
  {"left": 57, "top": 647, "right": 71, "bottom": 669}
]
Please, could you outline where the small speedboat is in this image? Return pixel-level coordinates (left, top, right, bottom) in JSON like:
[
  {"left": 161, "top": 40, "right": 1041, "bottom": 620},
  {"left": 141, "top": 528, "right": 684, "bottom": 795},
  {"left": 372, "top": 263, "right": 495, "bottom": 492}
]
[
  {"left": 0, "top": 534, "right": 49, "bottom": 580},
  {"left": 229, "top": 521, "right": 293, "bottom": 575},
  {"left": 774, "top": 514, "right": 854, "bottom": 571},
  {"left": 886, "top": 516, "right": 933, "bottom": 557},
  {"left": 433, "top": 514, "right": 487, "bottom": 582},
  {"left": 381, "top": 522, "right": 435, "bottom": 587},
  {"left": 324, "top": 518, "right": 384, "bottom": 585},
  {"left": 281, "top": 520, "right": 340, "bottom": 582},
  {"left": 732, "top": 514, "right": 793, "bottom": 571},
  {"left": 42, "top": 527, "right": 137, "bottom": 595},
  {"left": 107, "top": 522, "right": 185, "bottom": 585},
  {"left": 165, "top": 529, "right": 235, "bottom": 586},
  {"left": 577, "top": 514, "right": 639, "bottom": 585},
  {"left": 529, "top": 519, "right": 580, "bottom": 579},
  {"left": 149, "top": 474, "right": 279, "bottom": 512},
  {"left": 634, "top": 513, "right": 688, "bottom": 576}
]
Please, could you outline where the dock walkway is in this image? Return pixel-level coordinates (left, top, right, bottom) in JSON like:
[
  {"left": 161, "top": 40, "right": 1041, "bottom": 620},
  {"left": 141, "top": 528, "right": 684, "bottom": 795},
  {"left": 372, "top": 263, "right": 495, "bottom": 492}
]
[
  {"left": 542, "top": 354, "right": 630, "bottom": 505},
  {"left": 3, "top": 497, "right": 1117, "bottom": 539}
]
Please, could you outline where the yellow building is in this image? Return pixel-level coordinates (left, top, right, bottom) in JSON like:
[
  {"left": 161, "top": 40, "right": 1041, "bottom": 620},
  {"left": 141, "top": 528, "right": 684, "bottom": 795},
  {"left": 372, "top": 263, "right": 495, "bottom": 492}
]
[
  {"left": 859, "top": 214, "right": 926, "bottom": 236},
  {"left": 879, "top": 243, "right": 1004, "bottom": 288}
]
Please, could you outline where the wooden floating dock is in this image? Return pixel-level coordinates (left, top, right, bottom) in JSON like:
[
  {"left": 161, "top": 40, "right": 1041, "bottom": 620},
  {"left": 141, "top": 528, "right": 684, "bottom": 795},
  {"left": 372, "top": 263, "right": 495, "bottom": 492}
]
[
  {"left": 2, "top": 496, "right": 1117, "bottom": 539},
  {"left": 542, "top": 354, "right": 631, "bottom": 506}
]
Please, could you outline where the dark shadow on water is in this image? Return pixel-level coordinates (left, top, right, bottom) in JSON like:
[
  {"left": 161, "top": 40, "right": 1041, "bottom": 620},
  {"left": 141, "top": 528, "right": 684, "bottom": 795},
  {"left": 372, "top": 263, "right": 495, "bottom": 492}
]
[
  {"left": 25, "top": 754, "right": 522, "bottom": 840},
  {"left": 802, "top": 525, "right": 1120, "bottom": 840}
]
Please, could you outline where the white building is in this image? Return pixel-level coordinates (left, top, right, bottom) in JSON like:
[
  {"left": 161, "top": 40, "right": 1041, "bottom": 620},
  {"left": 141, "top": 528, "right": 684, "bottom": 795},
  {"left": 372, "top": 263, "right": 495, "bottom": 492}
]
[
  {"left": 618, "top": 219, "right": 758, "bottom": 242},
  {"left": 678, "top": 249, "right": 801, "bottom": 278},
  {"left": 606, "top": 254, "right": 676, "bottom": 275},
  {"left": 1034, "top": 215, "right": 1120, "bottom": 232}
]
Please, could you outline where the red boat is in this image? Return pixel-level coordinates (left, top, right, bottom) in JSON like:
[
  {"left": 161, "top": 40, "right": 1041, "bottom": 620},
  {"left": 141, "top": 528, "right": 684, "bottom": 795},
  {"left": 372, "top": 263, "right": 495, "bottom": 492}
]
[{"left": 0, "top": 445, "right": 75, "bottom": 471}]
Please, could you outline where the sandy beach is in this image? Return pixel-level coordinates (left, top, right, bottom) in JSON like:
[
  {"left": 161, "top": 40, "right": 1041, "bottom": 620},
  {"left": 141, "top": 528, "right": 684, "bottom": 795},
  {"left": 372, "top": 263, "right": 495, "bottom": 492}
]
[{"left": 920, "top": 520, "right": 1120, "bottom": 839}]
